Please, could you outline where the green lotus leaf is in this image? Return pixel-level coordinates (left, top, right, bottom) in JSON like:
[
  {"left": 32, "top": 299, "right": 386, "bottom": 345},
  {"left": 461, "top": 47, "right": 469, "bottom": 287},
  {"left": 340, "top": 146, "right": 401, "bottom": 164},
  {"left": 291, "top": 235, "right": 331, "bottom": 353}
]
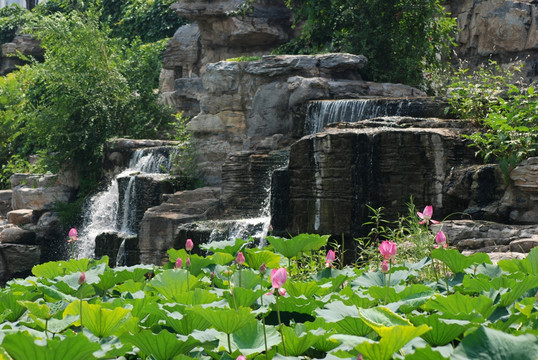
[
  {"left": 410, "top": 313, "right": 470, "bottom": 346},
  {"left": 431, "top": 248, "right": 491, "bottom": 274},
  {"left": 149, "top": 269, "right": 199, "bottom": 301},
  {"left": 63, "top": 300, "right": 131, "bottom": 338},
  {"left": 224, "top": 287, "right": 261, "bottom": 308},
  {"left": 173, "top": 288, "right": 219, "bottom": 306},
  {"left": 18, "top": 301, "right": 54, "bottom": 320},
  {"left": 192, "top": 306, "right": 254, "bottom": 335},
  {"left": 278, "top": 323, "right": 321, "bottom": 357},
  {"left": 355, "top": 324, "right": 431, "bottom": 360},
  {"left": 211, "top": 252, "right": 235, "bottom": 265},
  {"left": 403, "top": 344, "right": 452, "bottom": 360},
  {"left": 32, "top": 261, "right": 73, "bottom": 279},
  {"left": 231, "top": 268, "right": 260, "bottom": 289},
  {"left": 266, "top": 235, "right": 313, "bottom": 259},
  {"left": 352, "top": 269, "right": 411, "bottom": 288},
  {"left": 146, "top": 303, "right": 211, "bottom": 335},
  {"left": 293, "top": 233, "right": 330, "bottom": 252},
  {"left": 465, "top": 263, "right": 504, "bottom": 278},
  {"left": 422, "top": 292, "right": 494, "bottom": 320},
  {"left": 316, "top": 301, "right": 371, "bottom": 336},
  {"left": 121, "top": 329, "right": 200, "bottom": 360},
  {"left": 199, "top": 238, "right": 248, "bottom": 255},
  {"left": 218, "top": 319, "right": 280, "bottom": 356},
  {"left": 497, "top": 246, "right": 538, "bottom": 275},
  {"left": 244, "top": 248, "right": 282, "bottom": 270},
  {"left": 499, "top": 276, "right": 538, "bottom": 307},
  {"left": 274, "top": 295, "right": 322, "bottom": 315},
  {"left": 359, "top": 307, "right": 412, "bottom": 332},
  {"left": 113, "top": 279, "right": 146, "bottom": 294},
  {"left": 0, "top": 292, "right": 33, "bottom": 322},
  {"left": 451, "top": 326, "right": 538, "bottom": 360},
  {"left": 285, "top": 281, "right": 320, "bottom": 298},
  {"left": 1, "top": 330, "right": 101, "bottom": 360}
]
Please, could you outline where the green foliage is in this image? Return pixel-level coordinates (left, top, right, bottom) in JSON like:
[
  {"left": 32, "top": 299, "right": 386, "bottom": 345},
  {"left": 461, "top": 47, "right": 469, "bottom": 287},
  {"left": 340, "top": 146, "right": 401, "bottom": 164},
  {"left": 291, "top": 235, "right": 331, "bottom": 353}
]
[
  {"left": 445, "top": 61, "right": 537, "bottom": 177},
  {"left": 1, "top": 243, "right": 537, "bottom": 359},
  {"left": 0, "top": 4, "right": 31, "bottom": 44},
  {"left": 226, "top": 55, "right": 261, "bottom": 62},
  {"left": 168, "top": 111, "right": 204, "bottom": 190},
  {"left": 279, "top": 0, "right": 456, "bottom": 87}
]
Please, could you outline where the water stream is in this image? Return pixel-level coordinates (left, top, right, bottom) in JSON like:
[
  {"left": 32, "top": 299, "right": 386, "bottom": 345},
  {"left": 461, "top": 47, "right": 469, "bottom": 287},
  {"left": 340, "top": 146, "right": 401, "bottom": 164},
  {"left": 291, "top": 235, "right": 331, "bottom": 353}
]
[{"left": 76, "top": 147, "right": 172, "bottom": 259}]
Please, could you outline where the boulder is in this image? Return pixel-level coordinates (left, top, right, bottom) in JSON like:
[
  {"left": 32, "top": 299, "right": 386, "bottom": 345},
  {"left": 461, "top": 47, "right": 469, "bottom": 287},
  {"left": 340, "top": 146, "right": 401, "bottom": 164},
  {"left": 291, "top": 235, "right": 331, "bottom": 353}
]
[
  {"left": 0, "top": 190, "right": 12, "bottom": 218},
  {"left": 138, "top": 186, "right": 221, "bottom": 264},
  {"left": 0, "top": 33, "right": 44, "bottom": 75},
  {"left": 10, "top": 173, "right": 77, "bottom": 211},
  {"left": 94, "top": 232, "right": 139, "bottom": 267},
  {"left": 6, "top": 209, "right": 34, "bottom": 226},
  {"left": 0, "top": 244, "right": 41, "bottom": 285},
  {"left": 0, "top": 225, "right": 37, "bottom": 245},
  {"left": 447, "top": 0, "right": 538, "bottom": 82}
]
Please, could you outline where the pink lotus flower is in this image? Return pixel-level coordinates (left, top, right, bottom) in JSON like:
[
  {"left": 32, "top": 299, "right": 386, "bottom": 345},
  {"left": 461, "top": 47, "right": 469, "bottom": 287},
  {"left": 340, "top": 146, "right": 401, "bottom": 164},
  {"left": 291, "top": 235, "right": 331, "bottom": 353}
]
[
  {"left": 435, "top": 230, "right": 448, "bottom": 249},
  {"left": 78, "top": 272, "right": 86, "bottom": 285},
  {"left": 235, "top": 252, "right": 245, "bottom": 266},
  {"left": 379, "top": 240, "right": 397, "bottom": 260},
  {"left": 68, "top": 228, "right": 78, "bottom": 243},
  {"left": 175, "top": 257, "right": 182, "bottom": 269},
  {"left": 381, "top": 260, "right": 389, "bottom": 273},
  {"left": 237, "top": 356, "right": 246, "bottom": 360},
  {"left": 325, "top": 250, "right": 336, "bottom": 267},
  {"left": 417, "top": 205, "right": 439, "bottom": 225},
  {"left": 185, "top": 239, "right": 194, "bottom": 251},
  {"left": 267, "top": 267, "right": 287, "bottom": 296}
]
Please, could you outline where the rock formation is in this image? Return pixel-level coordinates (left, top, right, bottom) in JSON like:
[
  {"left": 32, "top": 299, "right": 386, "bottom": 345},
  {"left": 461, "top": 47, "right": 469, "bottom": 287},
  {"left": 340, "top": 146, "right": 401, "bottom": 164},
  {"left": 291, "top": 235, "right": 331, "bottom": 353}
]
[
  {"left": 447, "top": 0, "right": 538, "bottom": 83},
  {"left": 0, "top": 33, "right": 43, "bottom": 75}
]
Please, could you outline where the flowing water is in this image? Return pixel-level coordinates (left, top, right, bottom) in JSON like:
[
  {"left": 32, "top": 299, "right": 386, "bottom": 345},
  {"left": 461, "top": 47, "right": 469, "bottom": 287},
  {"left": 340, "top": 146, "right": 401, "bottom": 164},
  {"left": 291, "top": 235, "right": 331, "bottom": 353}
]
[{"left": 76, "top": 147, "right": 172, "bottom": 259}]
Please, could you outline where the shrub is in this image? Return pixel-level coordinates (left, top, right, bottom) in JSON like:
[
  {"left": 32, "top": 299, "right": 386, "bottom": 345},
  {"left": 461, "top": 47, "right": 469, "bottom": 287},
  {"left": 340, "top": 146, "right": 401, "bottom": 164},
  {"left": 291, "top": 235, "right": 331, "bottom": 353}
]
[
  {"left": 278, "top": 0, "right": 456, "bottom": 87},
  {"left": 445, "top": 61, "right": 537, "bottom": 178}
]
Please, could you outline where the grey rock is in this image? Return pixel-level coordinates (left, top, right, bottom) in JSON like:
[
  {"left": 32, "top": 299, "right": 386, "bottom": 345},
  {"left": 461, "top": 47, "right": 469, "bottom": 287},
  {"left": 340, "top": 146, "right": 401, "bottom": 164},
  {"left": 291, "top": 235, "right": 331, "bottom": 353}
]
[
  {"left": 7, "top": 209, "right": 34, "bottom": 226},
  {"left": 0, "top": 226, "right": 36, "bottom": 245},
  {"left": 0, "top": 190, "right": 12, "bottom": 218},
  {"left": 0, "top": 244, "right": 41, "bottom": 284}
]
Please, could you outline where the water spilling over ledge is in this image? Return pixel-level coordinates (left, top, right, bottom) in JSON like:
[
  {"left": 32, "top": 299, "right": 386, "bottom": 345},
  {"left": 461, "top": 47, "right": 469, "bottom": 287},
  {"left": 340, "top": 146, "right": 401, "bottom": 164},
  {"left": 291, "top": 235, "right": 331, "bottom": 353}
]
[{"left": 304, "top": 97, "right": 450, "bottom": 134}]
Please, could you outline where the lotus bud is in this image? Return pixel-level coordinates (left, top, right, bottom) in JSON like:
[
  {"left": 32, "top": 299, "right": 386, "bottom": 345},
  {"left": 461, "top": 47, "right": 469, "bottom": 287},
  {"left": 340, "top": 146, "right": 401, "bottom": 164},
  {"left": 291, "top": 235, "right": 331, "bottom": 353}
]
[
  {"left": 78, "top": 271, "right": 86, "bottom": 285},
  {"left": 185, "top": 238, "right": 194, "bottom": 252},
  {"left": 175, "top": 257, "right": 182, "bottom": 269},
  {"left": 259, "top": 262, "right": 267, "bottom": 275},
  {"left": 186, "top": 257, "right": 191, "bottom": 267},
  {"left": 235, "top": 251, "right": 245, "bottom": 266}
]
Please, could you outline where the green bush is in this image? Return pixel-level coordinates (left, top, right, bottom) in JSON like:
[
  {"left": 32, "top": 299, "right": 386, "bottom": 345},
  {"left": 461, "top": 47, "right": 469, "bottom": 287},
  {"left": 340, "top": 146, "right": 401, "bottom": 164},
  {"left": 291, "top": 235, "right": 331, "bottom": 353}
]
[
  {"left": 0, "top": 4, "right": 31, "bottom": 44},
  {"left": 278, "top": 0, "right": 456, "bottom": 88},
  {"left": 445, "top": 61, "right": 537, "bottom": 178}
]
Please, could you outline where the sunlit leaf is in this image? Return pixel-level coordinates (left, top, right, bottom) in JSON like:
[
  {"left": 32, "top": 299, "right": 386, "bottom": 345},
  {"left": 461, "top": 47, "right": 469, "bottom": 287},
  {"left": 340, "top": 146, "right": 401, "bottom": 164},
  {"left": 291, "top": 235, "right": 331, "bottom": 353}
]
[
  {"left": 200, "top": 238, "right": 248, "bottom": 255},
  {"left": 278, "top": 323, "right": 320, "bottom": 357},
  {"left": 266, "top": 235, "right": 313, "bottom": 259},
  {"left": 224, "top": 287, "right": 261, "bottom": 308},
  {"left": 431, "top": 248, "right": 491, "bottom": 274},
  {"left": 285, "top": 281, "right": 320, "bottom": 298},
  {"left": 149, "top": 269, "right": 199, "bottom": 301},
  {"left": 423, "top": 292, "right": 494, "bottom": 320},
  {"left": 1, "top": 330, "right": 100, "bottom": 360},
  {"left": 191, "top": 306, "right": 254, "bottom": 334},
  {"left": 410, "top": 313, "right": 470, "bottom": 346},
  {"left": 168, "top": 249, "right": 214, "bottom": 276},
  {"left": 225, "top": 319, "right": 280, "bottom": 355},
  {"left": 121, "top": 329, "right": 200, "bottom": 360},
  {"left": 244, "top": 249, "right": 281, "bottom": 270},
  {"left": 210, "top": 252, "right": 235, "bottom": 266},
  {"left": 316, "top": 301, "right": 371, "bottom": 336}
]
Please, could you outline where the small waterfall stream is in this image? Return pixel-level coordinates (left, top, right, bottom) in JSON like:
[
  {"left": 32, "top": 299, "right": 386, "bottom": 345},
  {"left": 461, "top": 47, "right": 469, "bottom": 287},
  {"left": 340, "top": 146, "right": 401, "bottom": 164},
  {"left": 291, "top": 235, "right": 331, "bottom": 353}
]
[
  {"left": 304, "top": 98, "right": 435, "bottom": 134},
  {"left": 76, "top": 147, "right": 172, "bottom": 259}
]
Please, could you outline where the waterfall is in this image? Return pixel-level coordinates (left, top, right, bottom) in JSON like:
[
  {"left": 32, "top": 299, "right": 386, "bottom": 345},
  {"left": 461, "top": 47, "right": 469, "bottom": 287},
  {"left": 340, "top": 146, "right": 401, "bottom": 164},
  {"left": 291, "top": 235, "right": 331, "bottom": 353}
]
[
  {"left": 76, "top": 147, "right": 172, "bottom": 259},
  {"left": 305, "top": 98, "right": 419, "bottom": 134}
]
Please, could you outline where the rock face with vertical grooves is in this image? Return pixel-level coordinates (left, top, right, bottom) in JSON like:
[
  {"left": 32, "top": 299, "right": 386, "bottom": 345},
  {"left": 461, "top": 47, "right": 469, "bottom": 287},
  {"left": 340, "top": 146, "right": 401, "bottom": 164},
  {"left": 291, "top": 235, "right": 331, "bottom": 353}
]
[
  {"left": 220, "top": 150, "right": 289, "bottom": 217},
  {"left": 276, "top": 117, "right": 478, "bottom": 238},
  {"left": 138, "top": 187, "right": 221, "bottom": 265}
]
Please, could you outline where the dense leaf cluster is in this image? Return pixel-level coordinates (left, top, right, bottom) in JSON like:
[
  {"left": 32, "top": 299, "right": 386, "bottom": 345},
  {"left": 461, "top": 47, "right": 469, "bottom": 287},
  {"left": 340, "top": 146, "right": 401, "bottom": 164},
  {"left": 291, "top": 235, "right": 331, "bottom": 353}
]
[
  {"left": 278, "top": 0, "right": 456, "bottom": 87},
  {"left": 0, "top": 237, "right": 537, "bottom": 359},
  {"left": 0, "top": 0, "right": 182, "bottom": 191}
]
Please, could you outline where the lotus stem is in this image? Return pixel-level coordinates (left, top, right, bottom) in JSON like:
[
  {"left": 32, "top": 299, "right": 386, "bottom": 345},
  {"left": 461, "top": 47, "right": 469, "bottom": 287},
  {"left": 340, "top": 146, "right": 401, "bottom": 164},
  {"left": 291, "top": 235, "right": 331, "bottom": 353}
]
[
  {"left": 260, "top": 275, "right": 268, "bottom": 360},
  {"left": 276, "top": 294, "right": 287, "bottom": 356},
  {"left": 384, "top": 262, "right": 392, "bottom": 305},
  {"left": 227, "top": 333, "right": 232, "bottom": 354}
]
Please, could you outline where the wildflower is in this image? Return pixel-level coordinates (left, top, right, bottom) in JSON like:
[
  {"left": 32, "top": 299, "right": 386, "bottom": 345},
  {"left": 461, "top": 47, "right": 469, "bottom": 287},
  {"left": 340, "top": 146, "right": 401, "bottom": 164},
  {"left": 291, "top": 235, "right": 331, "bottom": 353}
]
[
  {"left": 175, "top": 257, "right": 182, "bottom": 269},
  {"left": 235, "top": 252, "right": 245, "bottom": 266},
  {"left": 379, "top": 240, "right": 397, "bottom": 260},
  {"left": 267, "top": 268, "right": 287, "bottom": 296},
  {"left": 68, "top": 228, "right": 78, "bottom": 243},
  {"left": 259, "top": 262, "right": 267, "bottom": 275},
  {"left": 325, "top": 249, "right": 336, "bottom": 267},
  {"left": 185, "top": 238, "right": 194, "bottom": 252},
  {"left": 417, "top": 205, "right": 439, "bottom": 225},
  {"left": 381, "top": 260, "right": 389, "bottom": 273},
  {"left": 434, "top": 230, "right": 448, "bottom": 249},
  {"left": 78, "top": 272, "right": 86, "bottom": 285}
]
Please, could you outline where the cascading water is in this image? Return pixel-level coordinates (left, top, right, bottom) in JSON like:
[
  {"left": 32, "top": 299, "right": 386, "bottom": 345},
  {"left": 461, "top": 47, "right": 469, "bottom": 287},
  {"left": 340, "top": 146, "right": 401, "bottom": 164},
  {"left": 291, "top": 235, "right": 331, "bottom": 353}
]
[
  {"left": 304, "top": 98, "right": 429, "bottom": 134},
  {"left": 76, "top": 147, "right": 172, "bottom": 259}
]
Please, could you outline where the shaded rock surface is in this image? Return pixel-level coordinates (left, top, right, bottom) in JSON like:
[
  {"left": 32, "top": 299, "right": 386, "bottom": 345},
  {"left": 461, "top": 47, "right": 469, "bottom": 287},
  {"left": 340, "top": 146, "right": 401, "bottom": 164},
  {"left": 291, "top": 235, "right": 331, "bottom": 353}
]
[
  {"left": 0, "top": 244, "right": 40, "bottom": 285},
  {"left": 94, "top": 232, "right": 139, "bottom": 267},
  {"left": 0, "top": 33, "right": 44, "bottom": 75},
  {"left": 138, "top": 186, "right": 221, "bottom": 264}
]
